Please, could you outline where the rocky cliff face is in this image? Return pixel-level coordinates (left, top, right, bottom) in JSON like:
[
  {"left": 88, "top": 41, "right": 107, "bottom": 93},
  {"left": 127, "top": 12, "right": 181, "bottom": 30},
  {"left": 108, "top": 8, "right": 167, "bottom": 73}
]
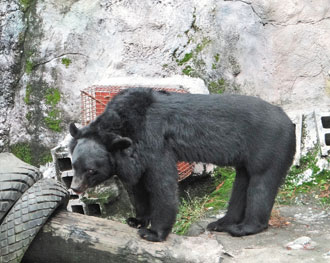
[
  {"left": 0, "top": 1, "right": 25, "bottom": 151},
  {"left": 1, "top": 0, "right": 330, "bottom": 164}
]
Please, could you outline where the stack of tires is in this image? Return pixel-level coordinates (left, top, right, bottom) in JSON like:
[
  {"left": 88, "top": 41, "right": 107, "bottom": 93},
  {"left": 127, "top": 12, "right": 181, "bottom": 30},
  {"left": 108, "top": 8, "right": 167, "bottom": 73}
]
[{"left": 0, "top": 153, "right": 69, "bottom": 263}]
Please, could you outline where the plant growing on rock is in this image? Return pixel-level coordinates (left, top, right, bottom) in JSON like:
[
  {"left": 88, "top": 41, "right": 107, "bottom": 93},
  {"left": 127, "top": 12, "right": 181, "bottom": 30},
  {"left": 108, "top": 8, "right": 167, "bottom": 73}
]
[
  {"left": 61, "top": 57, "right": 72, "bottom": 68},
  {"left": 277, "top": 147, "right": 330, "bottom": 205},
  {"left": 43, "top": 88, "right": 62, "bottom": 132}
]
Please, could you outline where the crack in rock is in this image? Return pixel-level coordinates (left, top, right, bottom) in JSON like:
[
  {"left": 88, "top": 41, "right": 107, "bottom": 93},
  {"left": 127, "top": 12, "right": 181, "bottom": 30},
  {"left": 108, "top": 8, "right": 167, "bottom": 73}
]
[
  {"left": 224, "top": 0, "right": 267, "bottom": 26},
  {"left": 33, "top": 52, "right": 88, "bottom": 69}
]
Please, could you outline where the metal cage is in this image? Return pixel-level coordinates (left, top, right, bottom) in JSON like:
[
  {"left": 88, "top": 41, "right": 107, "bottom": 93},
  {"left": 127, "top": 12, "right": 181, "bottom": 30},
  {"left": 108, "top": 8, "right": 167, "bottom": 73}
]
[{"left": 80, "top": 85, "right": 194, "bottom": 181}]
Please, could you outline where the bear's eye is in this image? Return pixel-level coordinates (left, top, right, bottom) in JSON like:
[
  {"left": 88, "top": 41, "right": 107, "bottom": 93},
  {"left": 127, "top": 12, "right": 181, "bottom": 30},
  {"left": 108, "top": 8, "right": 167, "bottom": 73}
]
[{"left": 87, "top": 169, "right": 96, "bottom": 175}]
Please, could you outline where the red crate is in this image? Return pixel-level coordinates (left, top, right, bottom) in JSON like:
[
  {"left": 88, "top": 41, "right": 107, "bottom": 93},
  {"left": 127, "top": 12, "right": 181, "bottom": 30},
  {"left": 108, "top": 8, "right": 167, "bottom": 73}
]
[{"left": 81, "top": 86, "right": 194, "bottom": 181}]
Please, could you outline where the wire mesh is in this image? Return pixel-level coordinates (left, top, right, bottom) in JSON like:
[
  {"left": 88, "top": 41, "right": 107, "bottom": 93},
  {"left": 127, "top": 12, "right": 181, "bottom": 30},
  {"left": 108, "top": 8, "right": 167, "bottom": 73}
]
[{"left": 80, "top": 85, "right": 194, "bottom": 181}]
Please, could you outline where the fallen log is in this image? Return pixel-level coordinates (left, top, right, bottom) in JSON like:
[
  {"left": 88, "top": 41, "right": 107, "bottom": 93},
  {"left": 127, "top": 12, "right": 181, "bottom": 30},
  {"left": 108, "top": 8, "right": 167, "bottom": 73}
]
[{"left": 22, "top": 211, "right": 223, "bottom": 263}]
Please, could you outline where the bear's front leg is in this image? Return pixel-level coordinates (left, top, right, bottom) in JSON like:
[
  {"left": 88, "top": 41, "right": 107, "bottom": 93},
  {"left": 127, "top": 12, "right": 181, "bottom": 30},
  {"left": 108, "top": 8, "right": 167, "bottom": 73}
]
[
  {"left": 138, "top": 162, "right": 178, "bottom": 242},
  {"left": 137, "top": 191, "right": 177, "bottom": 242},
  {"left": 126, "top": 179, "right": 150, "bottom": 229}
]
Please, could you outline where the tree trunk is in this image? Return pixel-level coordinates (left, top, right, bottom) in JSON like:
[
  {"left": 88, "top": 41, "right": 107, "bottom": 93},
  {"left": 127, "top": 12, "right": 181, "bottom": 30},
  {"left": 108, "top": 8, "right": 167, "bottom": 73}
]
[{"left": 22, "top": 211, "right": 223, "bottom": 263}]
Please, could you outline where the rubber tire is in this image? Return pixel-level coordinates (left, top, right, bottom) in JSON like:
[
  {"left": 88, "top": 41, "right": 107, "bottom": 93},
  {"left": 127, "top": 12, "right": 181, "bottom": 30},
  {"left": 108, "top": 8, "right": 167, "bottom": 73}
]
[
  {"left": 0, "top": 154, "right": 42, "bottom": 223},
  {"left": 0, "top": 178, "right": 69, "bottom": 263}
]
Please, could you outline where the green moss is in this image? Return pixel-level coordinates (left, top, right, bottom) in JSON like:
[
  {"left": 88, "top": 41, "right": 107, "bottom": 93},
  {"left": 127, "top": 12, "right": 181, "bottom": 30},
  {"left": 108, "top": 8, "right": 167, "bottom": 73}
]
[
  {"left": 20, "top": 0, "right": 33, "bottom": 11},
  {"left": 177, "top": 52, "right": 193, "bottom": 66},
  {"left": 174, "top": 37, "right": 211, "bottom": 79},
  {"left": 214, "top": 53, "right": 220, "bottom": 63},
  {"left": 23, "top": 83, "right": 63, "bottom": 132},
  {"left": 82, "top": 188, "right": 119, "bottom": 217},
  {"left": 25, "top": 111, "right": 32, "bottom": 121},
  {"left": 41, "top": 152, "right": 53, "bottom": 164},
  {"left": 24, "top": 84, "right": 32, "bottom": 104},
  {"left": 26, "top": 50, "right": 34, "bottom": 57},
  {"left": 43, "top": 88, "right": 62, "bottom": 132},
  {"left": 61, "top": 57, "right": 72, "bottom": 68},
  {"left": 44, "top": 109, "right": 62, "bottom": 132},
  {"left": 208, "top": 79, "right": 226, "bottom": 94},
  {"left": 195, "top": 38, "right": 211, "bottom": 53},
  {"left": 45, "top": 88, "right": 61, "bottom": 106},
  {"left": 182, "top": 65, "right": 193, "bottom": 76},
  {"left": 175, "top": 38, "right": 210, "bottom": 65},
  {"left": 10, "top": 142, "right": 32, "bottom": 165},
  {"left": 10, "top": 142, "right": 53, "bottom": 166},
  {"left": 18, "top": 32, "right": 25, "bottom": 46},
  {"left": 25, "top": 60, "right": 34, "bottom": 74},
  {"left": 212, "top": 54, "right": 220, "bottom": 70}
]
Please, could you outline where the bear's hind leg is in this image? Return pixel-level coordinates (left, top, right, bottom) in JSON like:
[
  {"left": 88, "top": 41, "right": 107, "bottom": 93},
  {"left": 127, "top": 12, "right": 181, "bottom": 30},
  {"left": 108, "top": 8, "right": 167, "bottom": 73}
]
[
  {"left": 207, "top": 166, "right": 249, "bottom": 232},
  {"left": 226, "top": 166, "right": 284, "bottom": 237}
]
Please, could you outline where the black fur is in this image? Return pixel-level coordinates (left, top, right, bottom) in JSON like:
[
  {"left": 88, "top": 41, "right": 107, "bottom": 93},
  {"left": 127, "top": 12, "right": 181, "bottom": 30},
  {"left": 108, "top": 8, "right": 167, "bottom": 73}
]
[{"left": 69, "top": 88, "right": 296, "bottom": 241}]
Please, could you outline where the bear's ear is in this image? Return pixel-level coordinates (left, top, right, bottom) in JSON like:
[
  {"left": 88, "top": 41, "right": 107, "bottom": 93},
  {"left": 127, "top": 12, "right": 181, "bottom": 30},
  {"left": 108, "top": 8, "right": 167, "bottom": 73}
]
[
  {"left": 110, "top": 136, "right": 132, "bottom": 151},
  {"left": 69, "top": 123, "right": 79, "bottom": 138}
]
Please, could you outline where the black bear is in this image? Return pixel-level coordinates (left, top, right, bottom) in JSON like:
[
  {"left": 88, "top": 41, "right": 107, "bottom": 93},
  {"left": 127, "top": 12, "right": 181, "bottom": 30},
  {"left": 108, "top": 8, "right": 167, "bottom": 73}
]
[{"left": 69, "top": 88, "right": 296, "bottom": 242}]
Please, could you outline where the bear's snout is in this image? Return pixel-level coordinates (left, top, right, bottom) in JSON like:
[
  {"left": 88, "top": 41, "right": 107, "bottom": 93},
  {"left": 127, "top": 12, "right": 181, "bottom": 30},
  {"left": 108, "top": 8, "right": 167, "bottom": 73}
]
[{"left": 70, "top": 176, "right": 88, "bottom": 194}]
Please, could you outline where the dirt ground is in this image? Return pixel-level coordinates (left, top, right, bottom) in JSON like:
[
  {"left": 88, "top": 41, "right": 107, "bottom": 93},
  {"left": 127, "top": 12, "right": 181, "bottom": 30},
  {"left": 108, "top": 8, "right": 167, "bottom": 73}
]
[{"left": 188, "top": 205, "right": 330, "bottom": 262}]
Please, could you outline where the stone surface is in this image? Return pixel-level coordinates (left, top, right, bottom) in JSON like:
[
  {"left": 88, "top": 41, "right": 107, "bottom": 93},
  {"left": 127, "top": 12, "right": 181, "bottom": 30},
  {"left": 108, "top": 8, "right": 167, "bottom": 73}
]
[
  {"left": 189, "top": 205, "right": 330, "bottom": 263},
  {"left": 0, "top": 0, "right": 25, "bottom": 151},
  {"left": 1, "top": 0, "right": 330, "bottom": 161},
  {"left": 285, "top": 236, "right": 317, "bottom": 250}
]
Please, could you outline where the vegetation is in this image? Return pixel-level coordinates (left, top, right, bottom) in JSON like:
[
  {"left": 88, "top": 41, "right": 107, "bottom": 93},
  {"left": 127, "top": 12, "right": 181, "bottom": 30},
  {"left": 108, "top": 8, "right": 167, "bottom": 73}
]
[
  {"left": 175, "top": 37, "right": 211, "bottom": 77},
  {"left": 277, "top": 147, "right": 330, "bottom": 205},
  {"left": 214, "top": 53, "right": 220, "bottom": 63},
  {"left": 208, "top": 79, "right": 226, "bottom": 94},
  {"left": 61, "top": 57, "right": 72, "bottom": 68},
  {"left": 173, "top": 195, "right": 209, "bottom": 235},
  {"left": 195, "top": 38, "right": 211, "bottom": 53},
  {"left": 20, "top": 0, "right": 33, "bottom": 12},
  {"left": 10, "top": 142, "right": 33, "bottom": 165},
  {"left": 25, "top": 60, "right": 34, "bottom": 74},
  {"left": 45, "top": 87, "right": 61, "bottom": 106},
  {"left": 174, "top": 147, "right": 330, "bottom": 235},
  {"left": 44, "top": 109, "right": 62, "bottom": 132},
  {"left": 41, "top": 152, "right": 53, "bottom": 164},
  {"left": 173, "top": 35, "right": 228, "bottom": 94},
  {"left": 44, "top": 88, "right": 62, "bottom": 132},
  {"left": 177, "top": 53, "right": 193, "bottom": 66},
  {"left": 212, "top": 53, "right": 220, "bottom": 70},
  {"left": 182, "top": 65, "right": 193, "bottom": 76},
  {"left": 25, "top": 111, "right": 32, "bottom": 121},
  {"left": 24, "top": 83, "right": 62, "bottom": 132},
  {"left": 10, "top": 142, "right": 53, "bottom": 166},
  {"left": 24, "top": 84, "right": 32, "bottom": 104},
  {"left": 173, "top": 167, "right": 236, "bottom": 235},
  {"left": 205, "top": 167, "right": 236, "bottom": 210}
]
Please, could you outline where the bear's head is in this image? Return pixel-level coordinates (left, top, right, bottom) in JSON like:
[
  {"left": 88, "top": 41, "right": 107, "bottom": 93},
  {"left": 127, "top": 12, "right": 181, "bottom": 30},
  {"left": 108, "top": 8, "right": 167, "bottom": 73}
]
[{"left": 68, "top": 123, "right": 132, "bottom": 194}]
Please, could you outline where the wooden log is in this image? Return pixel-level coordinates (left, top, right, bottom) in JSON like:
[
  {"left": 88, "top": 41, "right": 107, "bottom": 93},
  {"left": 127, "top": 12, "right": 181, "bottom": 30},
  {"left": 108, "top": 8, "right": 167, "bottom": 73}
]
[{"left": 22, "top": 211, "right": 223, "bottom": 263}]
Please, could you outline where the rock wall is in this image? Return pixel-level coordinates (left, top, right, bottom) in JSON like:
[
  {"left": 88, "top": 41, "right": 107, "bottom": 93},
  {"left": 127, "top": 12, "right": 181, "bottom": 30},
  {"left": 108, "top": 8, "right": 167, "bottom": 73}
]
[
  {"left": 0, "top": 1, "right": 25, "bottom": 151},
  {"left": 1, "top": 0, "right": 330, "bottom": 163}
]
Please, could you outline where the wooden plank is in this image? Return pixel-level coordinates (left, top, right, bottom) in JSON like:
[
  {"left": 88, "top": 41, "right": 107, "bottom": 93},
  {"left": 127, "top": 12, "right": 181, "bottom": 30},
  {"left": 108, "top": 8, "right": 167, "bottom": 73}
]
[{"left": 22, "top": 211, "right": 223, "bottom": 263}]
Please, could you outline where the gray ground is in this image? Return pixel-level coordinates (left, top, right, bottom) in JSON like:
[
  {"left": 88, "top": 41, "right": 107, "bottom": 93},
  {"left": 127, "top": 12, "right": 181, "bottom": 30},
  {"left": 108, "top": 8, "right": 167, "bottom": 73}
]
[{"left": 187, "top": 205, "right": 330, "bottom": 263}]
